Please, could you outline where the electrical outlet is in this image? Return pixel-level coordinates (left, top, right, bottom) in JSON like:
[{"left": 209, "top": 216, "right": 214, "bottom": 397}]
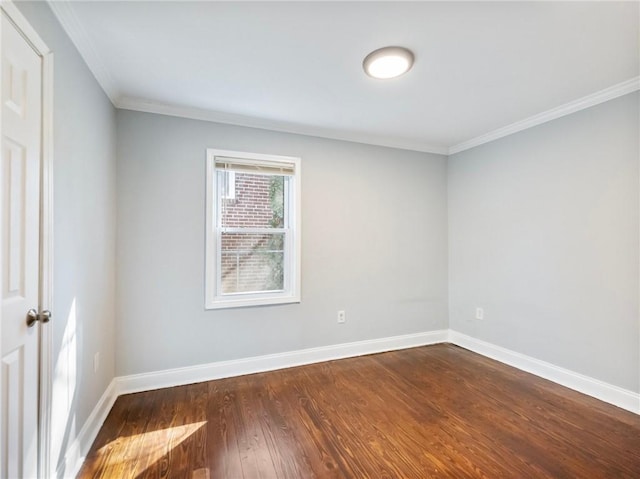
[
  {"left": 475, "top": 307, "right": 484, "bottom": 320},
  {"left": 94, "top": 352, "right": 100, "bottom": 373},
  {"left": 337, "top": 310, "right": 346, "bottom": 323}
]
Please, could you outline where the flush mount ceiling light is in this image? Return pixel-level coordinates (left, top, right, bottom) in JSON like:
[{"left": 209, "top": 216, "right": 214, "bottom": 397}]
[{"left": 363, "top": 46, "right": 414, "bottom": 79}]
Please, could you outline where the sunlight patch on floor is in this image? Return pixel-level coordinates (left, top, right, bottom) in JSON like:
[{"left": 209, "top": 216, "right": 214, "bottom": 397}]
[{"left": 97, "top": 421, "right": 207, "bottom": 475}]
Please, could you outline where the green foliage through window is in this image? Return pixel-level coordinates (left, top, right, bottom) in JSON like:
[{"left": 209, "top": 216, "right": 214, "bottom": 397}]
[{"left": 267, "top": 176, "right": 285, "bottom": 290}]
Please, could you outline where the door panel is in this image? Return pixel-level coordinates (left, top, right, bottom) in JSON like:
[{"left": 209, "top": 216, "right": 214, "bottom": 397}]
[
  {"left": 1, "top": 12, "right": 42, "bottom": 479},
  {"left": 5, "top": 139, "right": 26, "bottom": 297}
]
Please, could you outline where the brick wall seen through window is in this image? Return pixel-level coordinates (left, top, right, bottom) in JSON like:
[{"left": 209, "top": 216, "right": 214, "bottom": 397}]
[{"left": 220, "top": 173, "right": 284, "bottom": 293}]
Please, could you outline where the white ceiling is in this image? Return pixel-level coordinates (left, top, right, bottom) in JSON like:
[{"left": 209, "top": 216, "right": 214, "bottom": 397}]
[{"left": 49, "top": 1, "right": 639, "bottom": 154}]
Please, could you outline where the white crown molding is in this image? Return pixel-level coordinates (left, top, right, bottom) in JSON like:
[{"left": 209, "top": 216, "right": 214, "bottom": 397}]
[
  {"left": 45, "top": 1, "right": 637, "bottom": 157},
  {"left": 117, "top": 330, "right": 449, "bottom": 395},
  {"left": 115, "top": 96, "right": 449, "bottom": 155},
  {"left": 449, "top": 76, "right": 640, "bottom": 155},
  {"left": 448, "top": 330, "right": 640, "bottom": 415},
  {"left": 44, "top": 1, "right": 447, "bottom": 155},
  {"left": 47, "top": 0, "right": 118, "bottom": 103},
  {"left": 56, "top": 378, "right": 118, "bottom": 479},
  {"left": 109, "top": 76, "right": 640, "bottom": 157}
]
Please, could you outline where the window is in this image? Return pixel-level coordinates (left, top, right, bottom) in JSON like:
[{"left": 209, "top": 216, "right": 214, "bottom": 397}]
[{"left": 205, "top": 149, "right": 301, "bottom": 309}]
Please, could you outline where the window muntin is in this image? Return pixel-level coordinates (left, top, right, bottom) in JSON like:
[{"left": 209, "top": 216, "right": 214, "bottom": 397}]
[{"left": 206, "top": 149, "right": 300, "bottom": 309}]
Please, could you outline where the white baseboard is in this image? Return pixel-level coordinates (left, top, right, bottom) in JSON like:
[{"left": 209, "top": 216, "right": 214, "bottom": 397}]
[
  {"left": 117, "top": 329, "right": 449, "bottom": 395},
  {"left": 56, "top": 378, "right": 118, "bottom": 479},
  {"left": 61, "top": 328, "right": 639, "bottom": 478},
  {"left": 448, "top": 330, "right": 640, "bottom": 415}
]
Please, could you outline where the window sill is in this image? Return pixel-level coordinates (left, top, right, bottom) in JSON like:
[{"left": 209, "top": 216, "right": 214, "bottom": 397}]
[{"left": 205, "top": 294, "right": 300, "bottom": 310}]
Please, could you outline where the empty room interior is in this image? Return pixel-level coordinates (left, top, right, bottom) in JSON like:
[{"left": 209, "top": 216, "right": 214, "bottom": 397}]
[{"left": 1, "top": 1, "right": 640, "bottom": 478}]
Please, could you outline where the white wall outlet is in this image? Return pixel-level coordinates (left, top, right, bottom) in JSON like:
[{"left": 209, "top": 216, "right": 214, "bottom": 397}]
[
  {"left": 475, "top": 307, "right": 484, "bottom": 320},
  {"left": 94, "top": 352, "right": 100, "bottom": 373},
  {"left": 337, "top": 310, "right": 346, "bottom": 323}
]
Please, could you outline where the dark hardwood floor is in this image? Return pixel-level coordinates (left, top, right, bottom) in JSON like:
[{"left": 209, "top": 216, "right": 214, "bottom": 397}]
[{"left": 77, "top": 344, "right": 640, "bottom": 478}]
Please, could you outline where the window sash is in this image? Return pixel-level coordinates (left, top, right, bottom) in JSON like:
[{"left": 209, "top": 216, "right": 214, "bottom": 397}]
[
  {"left": 215, "top": 229, "right": 291, "bottom": 297},
  {"left": 206, "top": 148, "right": 301, "bottom": 309},
  {"left": 214, "top": 170, "right": 293, "bottom": 299}
]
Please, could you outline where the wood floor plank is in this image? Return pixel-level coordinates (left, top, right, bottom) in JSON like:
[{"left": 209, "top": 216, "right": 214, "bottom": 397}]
[
  {"left": 187, "top": 382, "right": 209, "bottom": 479},
  {"left": 128, "top": 388, "right": 172, "bottom": 479},
  {"left": 263, "top": 368, "right": 338, "bottom": 478},
  {"left": 77, "top": 344, "right": 640, "bottom": 478},
  {"left": 79, "top": 390, "right": 154, "bottom": 479},
  {"left": 206, "top": 379, "right": 245, "bottom": 478},
  {"left": 300, "top": 361, "right": 427, "bottom": 478},
  {"left": 250, "top": 372, "right": 316, "bottom": 478}
]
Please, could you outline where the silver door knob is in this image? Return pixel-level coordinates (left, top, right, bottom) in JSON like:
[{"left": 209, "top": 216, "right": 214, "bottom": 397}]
[
  {"left": 26, "top": 309, "right": 38, "bottom": 328},
  {"left": 40, "top": 310, "right": 52, "bottom": 323}
]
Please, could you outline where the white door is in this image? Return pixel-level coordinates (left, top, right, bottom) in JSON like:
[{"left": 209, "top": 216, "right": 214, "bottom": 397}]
[{"left": 0, "top": 12, "right": 43, "bottom": 479}]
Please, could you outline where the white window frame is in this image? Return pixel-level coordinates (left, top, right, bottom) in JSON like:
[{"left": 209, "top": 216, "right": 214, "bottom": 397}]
[
  {"left": 221, "top": 171, "right": 235, "bottom": 200},
  {"left": 205, "top": 148, "right": 301, "bottom": 309}
]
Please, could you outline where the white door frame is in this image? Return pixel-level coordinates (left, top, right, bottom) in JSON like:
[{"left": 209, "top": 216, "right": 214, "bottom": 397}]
[{"left": 0, "top": 1, "right": 53, "bottom": 477}]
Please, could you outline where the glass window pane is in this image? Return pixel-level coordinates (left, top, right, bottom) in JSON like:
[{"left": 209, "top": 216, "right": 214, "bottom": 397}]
[
  {"left": 220, "top": 232, "right": 285, "bottom": 294},
  {"left": 218, "top": 171, "right": 286, "bottom": 228}
]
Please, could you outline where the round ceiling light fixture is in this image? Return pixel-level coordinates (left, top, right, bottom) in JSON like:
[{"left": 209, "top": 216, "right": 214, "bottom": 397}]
[{"left": 363, "top": 46, "right": 414, "bottom": 79}]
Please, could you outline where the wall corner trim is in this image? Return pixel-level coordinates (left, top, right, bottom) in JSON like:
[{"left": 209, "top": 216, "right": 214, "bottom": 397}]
[
  {"left": 448, "top": 330, "right": 640, "bottom": 415},
  {"left": 116, "top": 330, "right": 450, "bottom": 395},
  {"left": 56, "top": 378, "right": 119, "bottom": 479}
]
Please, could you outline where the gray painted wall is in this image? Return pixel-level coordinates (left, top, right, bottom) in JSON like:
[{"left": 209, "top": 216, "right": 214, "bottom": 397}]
[
  {"left": 9, "top": 2, "right": 640, "bottom": 471},
  {"left": 115, "top": 110, "right": 449, "bottom": 376},
  {"left": 16, "top": 2, "right": 117, "bottom": 474},
  {"left": 448, "top": 92, "right": 639, "bottom": 392}
]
